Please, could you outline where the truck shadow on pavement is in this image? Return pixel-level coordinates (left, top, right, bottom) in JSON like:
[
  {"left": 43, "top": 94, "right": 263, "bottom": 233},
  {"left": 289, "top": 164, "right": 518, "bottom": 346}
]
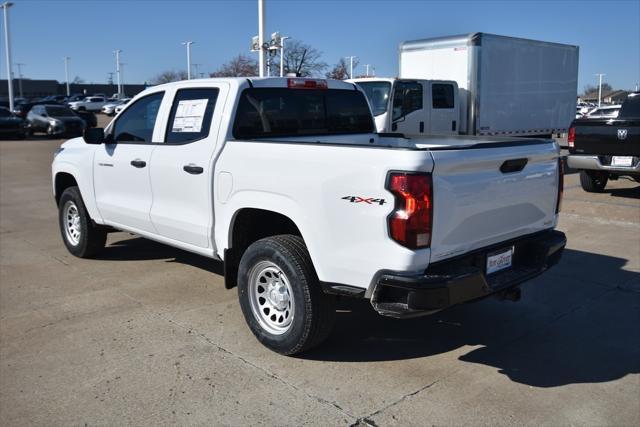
[
  {"left": 99, "top": 238, "right": 639, "bottom": 388},
  {"left": 604, "top": 182, "right": 640, "bottom": 199},
  {"left": 305, "top": 248, "right": 640, "bottom": 388},
  {"left": 100, "top": 236, "right": 225, "bottom": 276}
]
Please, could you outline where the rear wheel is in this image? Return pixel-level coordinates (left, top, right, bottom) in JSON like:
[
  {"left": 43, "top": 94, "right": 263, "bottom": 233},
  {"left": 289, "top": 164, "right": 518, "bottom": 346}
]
[
  {"left": 237, "top": 235, "right": 336, "bottom": 355},
  {"left": 58, "top": 186, "right": 107, "bottom": 258},
  {"left": 580, "top": 170, "right": 608, "bottom": 193}
]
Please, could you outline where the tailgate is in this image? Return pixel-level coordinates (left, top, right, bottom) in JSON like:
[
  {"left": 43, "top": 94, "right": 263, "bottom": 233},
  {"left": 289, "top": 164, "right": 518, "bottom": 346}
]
[
  {"left": 572, "top": 119, "right": 640, "bottom": 156},
  {"left": 429, "top": 140, "right": 559, "bottom": 263}
]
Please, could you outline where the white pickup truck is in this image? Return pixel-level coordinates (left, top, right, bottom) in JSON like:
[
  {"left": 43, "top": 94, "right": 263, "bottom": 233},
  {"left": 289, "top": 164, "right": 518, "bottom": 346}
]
[
  {"left": 68, "top": 96, "right": 109, "bottom": 112},
  {"left": 52, "top": 77, "right": 566, "bottom": 355}
]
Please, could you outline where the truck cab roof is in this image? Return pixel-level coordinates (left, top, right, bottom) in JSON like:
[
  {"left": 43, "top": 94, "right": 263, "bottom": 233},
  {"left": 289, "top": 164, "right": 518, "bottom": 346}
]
[{"left": 143, "top": 77, "right": 357, "bottom": 95}]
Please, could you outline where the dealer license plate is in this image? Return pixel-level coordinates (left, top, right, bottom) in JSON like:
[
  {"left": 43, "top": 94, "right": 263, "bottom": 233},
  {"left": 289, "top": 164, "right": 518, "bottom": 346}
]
[
  {"left": 611, "top": 156, "right": 633, "bottom": 167},
  {"left": 486, "top": 247, "right": 514, "bottom": 275}
]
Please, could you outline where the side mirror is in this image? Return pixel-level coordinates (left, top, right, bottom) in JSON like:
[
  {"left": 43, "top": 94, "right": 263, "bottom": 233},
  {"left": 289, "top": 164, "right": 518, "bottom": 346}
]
[{"left": 83, "top": 127, "right": 105, "bottom": 144}]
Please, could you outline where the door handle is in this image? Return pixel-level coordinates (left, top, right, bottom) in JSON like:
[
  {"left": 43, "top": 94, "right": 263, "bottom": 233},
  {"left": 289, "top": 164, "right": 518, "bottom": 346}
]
[
  {"left": 183, "top": 164, "right": 204, "bottom": 175},
  {"left": 500, "top": 158, "right": 528, "bottom": 174},
  {"left": 130, "top": 159, "right": 146, "bottom": 168}
]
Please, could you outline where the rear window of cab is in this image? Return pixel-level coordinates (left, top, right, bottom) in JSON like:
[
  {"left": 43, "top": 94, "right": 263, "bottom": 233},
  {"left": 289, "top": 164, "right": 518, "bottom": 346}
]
[{"left": 232, "top": 88, "right": 374, "bottom": 139}]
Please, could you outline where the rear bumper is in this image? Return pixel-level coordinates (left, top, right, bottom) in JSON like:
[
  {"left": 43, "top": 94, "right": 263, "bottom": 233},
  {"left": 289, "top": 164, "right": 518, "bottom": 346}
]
[
  {"left": 567, "top": 154, "right": 640, "bottom": 174},
  {"left": 371, "top": 230, "right": 566, "bottom": 318}
]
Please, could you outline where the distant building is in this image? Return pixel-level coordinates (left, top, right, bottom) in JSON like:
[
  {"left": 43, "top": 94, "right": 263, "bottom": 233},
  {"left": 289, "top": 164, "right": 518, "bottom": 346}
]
[
  {"left": 0, "top": 79, "right": 147, "bottom": 99},
  {"left": 578, "top": 90, "right": 630, "bottom": 104}
]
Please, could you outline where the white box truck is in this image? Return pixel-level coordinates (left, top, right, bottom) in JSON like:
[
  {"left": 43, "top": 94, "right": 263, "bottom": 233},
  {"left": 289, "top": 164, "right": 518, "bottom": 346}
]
[{"left": 351, "top": 32, "right": 579, "bottom": 138}]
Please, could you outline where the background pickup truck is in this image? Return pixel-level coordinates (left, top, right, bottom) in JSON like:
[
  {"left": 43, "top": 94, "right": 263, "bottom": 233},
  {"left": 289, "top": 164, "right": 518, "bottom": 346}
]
[
  {"left": 52, "top": 77, "right": 566, "bottom": 355},
  {"left": 568, "top": 92, "right": 640, "bottom": 192}
]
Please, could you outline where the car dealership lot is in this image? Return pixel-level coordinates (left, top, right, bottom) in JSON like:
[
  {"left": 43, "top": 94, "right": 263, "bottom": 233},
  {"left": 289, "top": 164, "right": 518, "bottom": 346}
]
[{"left": 1, "top": 134, "right": 638, "bottom": 425}]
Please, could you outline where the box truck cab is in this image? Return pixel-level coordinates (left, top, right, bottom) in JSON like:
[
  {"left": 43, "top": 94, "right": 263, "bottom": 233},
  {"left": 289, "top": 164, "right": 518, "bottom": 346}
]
[
  {"left": 353, "top": 33, "right": 579, "bottom": 138},
  {"left": 350, "top": 77, "right": 461, "bottom": 135}
]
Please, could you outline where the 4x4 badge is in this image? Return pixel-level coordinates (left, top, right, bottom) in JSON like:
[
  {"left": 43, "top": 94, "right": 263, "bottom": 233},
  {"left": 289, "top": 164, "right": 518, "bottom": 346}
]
[
  {"left": 617, "top": 129, "right": 628, "bottom": 140},
  {"left": 341, "top": 196, "right": 386, "bottom": 205}
]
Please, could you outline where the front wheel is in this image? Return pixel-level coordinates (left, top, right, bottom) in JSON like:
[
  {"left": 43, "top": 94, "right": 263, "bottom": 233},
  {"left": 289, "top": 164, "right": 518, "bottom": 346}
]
[
  {"left": 580, "top": 170, "right": 608, "bottom": 193},
  {"left": 237, "top": 235, "right": 336, "bottom": 355},
  {"left": 58, "top": 186, "right": 107, "bottom": 258}
]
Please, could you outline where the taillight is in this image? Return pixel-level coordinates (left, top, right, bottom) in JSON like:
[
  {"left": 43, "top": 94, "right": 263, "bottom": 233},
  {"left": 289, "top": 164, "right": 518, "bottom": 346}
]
[
  {"left": 287, "top": 78, "right": 328, "bottom": 89},
  {"left": 387, "top": 173, "right": 433, "bottom": 249},
  {"left": 567, "top": 127, "right": 575, "bottom": 148},
  {"left": 556, "top": 158, "right": 564, "bottom": 214}
]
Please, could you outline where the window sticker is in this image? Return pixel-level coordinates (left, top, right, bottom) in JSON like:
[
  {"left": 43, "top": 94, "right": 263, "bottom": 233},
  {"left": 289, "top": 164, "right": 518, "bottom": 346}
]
[{"left": 172, "top": 99, "right": 208, "bottom": 132}]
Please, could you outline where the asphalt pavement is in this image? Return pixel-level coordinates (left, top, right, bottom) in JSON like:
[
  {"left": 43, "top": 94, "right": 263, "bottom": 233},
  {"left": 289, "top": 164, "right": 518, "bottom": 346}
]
[{"left": 1, "top": 125, "right": 638, "bottom": 426}]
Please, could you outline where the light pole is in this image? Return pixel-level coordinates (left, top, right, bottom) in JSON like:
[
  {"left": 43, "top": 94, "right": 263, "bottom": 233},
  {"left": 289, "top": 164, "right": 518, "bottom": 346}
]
[
  {"left": 182, "top": 41, "right": 194, "bottom": 79},
  {"left": 280, "top": 36, "right": 289, "bottom": 77},
  {"left": 120, "top": 63, "right": 126, "bottom": 97},
  {"left": 193, "top": 63, "right": 201, "bottom": 79},
  {"left": 345, "top": 56, "right": 357, "bottom": 79},
  {"left": 15, "top": 61, "right": 23, "bottom": 98},
  {"left": 1, "top": 2, "right": 15, "bottom": 111},
  {"left": 595, "top": 73, "right": 605, "bottom": 107},
  {"left": 364, "top": 64, "right": 370, "bottom": 77},
  {"left": 258, "top": 0, "right": 265, "bottom": 77},
  {"left": 113, "top": 49, "right": 122, "bottom": 98},
  {"left": 64, "top": 56, "right": 70, "bottom": 96}
]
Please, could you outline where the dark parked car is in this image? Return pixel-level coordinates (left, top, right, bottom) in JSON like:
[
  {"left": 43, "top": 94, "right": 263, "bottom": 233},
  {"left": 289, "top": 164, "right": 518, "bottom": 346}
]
[
  {"left": 65, "top": 94, "right": 87, "bottom": 103},
  {"left": 13, "top": 100, "right": 62, "bottom": 119},
  {"left": 0, "top": 106, "right": 28, "bottom": 139},
  {"left": 568, "top": 92, "right": 640, "bottom": 192},
  {"left": 72, "top": 109, "right": 97, "bottom": 128},
  {"left": 40, "top": 95, "right": 67, "bottom": 103},
  {"left": 27, "top": 104, "right": 85, "bottom": 137}
]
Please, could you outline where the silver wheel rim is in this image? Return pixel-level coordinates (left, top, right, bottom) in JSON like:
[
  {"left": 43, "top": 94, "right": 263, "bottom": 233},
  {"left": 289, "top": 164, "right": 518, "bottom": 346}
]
[
  {"left": 63, "top": 202, "right": 81, "bottom": 246},
  {"left": 248, "top": 261, "right": 294, "bottom": 335}
]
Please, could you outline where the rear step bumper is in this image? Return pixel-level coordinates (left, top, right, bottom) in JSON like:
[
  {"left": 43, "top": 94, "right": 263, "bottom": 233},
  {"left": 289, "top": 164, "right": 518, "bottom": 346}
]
[
  {"left": 371, "top": 230, "right": 566, "bottom": 318},
  {"left": 567, "top": 154, "right": 640, "bottom": 173}
]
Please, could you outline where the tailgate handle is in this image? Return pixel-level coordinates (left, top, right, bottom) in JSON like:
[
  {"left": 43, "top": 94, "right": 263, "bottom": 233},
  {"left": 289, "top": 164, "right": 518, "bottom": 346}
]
[{"left": 500, "top": 158, "right": 528, "bottom": 174}]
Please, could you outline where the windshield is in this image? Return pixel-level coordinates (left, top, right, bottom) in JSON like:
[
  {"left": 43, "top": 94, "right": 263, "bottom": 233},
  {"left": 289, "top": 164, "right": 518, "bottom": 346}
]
[
  {"left": 233, "top": 88, "right": 374, "bottom": 139},
  {"left": 46, "top": 106, "right": 75, "bottom": 117},
  {"left": 355, "top": 81, "right": 391, "bottom": 116}
]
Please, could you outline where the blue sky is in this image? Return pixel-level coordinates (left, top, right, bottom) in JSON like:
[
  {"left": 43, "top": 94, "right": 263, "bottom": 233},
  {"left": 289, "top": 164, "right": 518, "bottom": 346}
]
[{"left": 3, "top": 0, "right": 639, "bottom": 92}]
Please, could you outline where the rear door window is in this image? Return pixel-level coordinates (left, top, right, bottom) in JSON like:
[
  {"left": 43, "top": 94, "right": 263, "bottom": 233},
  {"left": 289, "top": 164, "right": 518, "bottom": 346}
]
[
  {"left": 165, "top": 88, "right": 219, "bottom": 144},
  {"left": 432, "top": 84, "right": 455, "bottom": 109}
]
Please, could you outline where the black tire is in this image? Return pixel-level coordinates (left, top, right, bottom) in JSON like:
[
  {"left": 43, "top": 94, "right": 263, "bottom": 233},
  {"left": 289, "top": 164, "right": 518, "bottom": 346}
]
[
  {"left": 237, "top": 235, "right": 336, "bottom": 355},
  {"left": 58, "top": 186, "right": 107, "bottom": 258},
  {"left": 580, "top": 170, "right": 608, "bottom": 193}
]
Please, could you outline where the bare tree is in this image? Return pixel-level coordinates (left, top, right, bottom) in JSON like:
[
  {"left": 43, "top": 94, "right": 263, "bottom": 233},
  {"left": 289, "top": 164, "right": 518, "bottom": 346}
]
[
  {"left": 275, "top": 39, "right": 327, "bottom": 77},
  {"left": 583, "top": 83, "right": 613, "bottom": 95},
  {"left": 150, "top": 70, "right": 188, "bottom": 85},
  {"left": 72, "top": 76, "right": 85, "bottom": 84},
  {"left": 325, "top": 58, "right": 360, "bottom": 80},
  {"left": 210, "top": 55, "right": 258, "bottom": 77}
]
